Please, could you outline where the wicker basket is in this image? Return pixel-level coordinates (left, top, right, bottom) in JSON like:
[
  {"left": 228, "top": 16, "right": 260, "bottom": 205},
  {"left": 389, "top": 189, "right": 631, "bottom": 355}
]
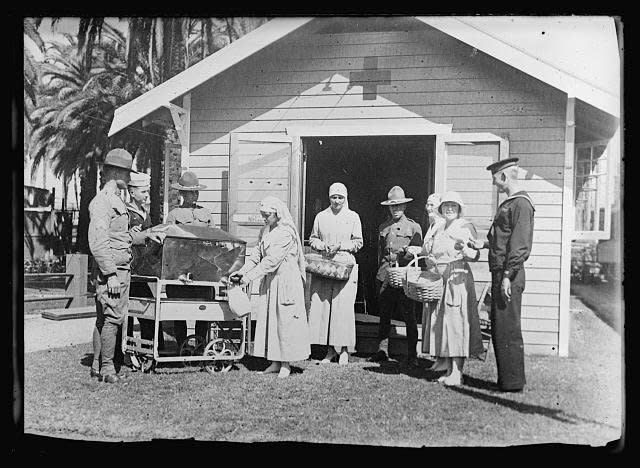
[
  {"left": 404, "top": 268, "right": 444, "bottom": 303},
  {"left": 305, "top": 253, "right": 354, "bottom": 281},
  {"left": 386, "top": 256, "right": 426, "bottom": 289}
]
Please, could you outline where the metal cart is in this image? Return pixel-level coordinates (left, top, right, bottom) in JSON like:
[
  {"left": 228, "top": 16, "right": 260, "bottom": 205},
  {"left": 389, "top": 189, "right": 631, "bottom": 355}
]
[{"left": 122, "top": 224, "right": 251, "bottom": 374}]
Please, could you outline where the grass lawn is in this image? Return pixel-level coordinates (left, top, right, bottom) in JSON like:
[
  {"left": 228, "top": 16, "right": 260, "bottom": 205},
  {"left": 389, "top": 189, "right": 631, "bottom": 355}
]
[
  {"left": 570, "top": 280, "right": 623, "bottom": 333},
  {"left": 21, "top": 297, "right": 622, "bottom": 447}
]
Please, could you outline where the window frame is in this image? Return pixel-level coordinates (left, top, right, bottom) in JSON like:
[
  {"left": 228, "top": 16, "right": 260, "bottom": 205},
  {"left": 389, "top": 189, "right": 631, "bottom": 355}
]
[{"left": 572, "top": 139, "right": 612, "bottom": 241}]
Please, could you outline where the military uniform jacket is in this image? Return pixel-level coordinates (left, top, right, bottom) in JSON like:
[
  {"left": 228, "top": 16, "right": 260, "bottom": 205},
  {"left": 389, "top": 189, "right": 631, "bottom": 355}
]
[
  {"left": 487, "top": 191, "right": 535, "bottom": 280},
  {"left": 377, "top": 215, "right": 423, "bottom": 282},
  {"left": 166, "top": 204, "right": 216, "bottom": 227},
  {"left": 88, "top": 187, "right": 146, "bottom": 276}
]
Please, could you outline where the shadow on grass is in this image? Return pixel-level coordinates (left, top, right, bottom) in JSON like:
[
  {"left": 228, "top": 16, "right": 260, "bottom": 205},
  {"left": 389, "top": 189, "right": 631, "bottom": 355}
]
[
  {"left": 362, "top": 358, "right": 446, "bottom": 382},
  {"left": 363, "top": 364, "right": 618, "bottom": 429},
  {"left": 449, "top": 378, "right": 619, "bottom": 430}
]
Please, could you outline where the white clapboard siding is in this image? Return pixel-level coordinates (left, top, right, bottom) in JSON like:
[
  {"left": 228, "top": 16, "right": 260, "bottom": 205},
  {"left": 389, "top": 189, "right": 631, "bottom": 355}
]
[
  {"left": 522, "top": 293, "right": 559, "bottom": 307},
  {"left": 524, "top": 344, "right": 559, "bottom": 355},
  {"left": 522, "top": 306, "right": 562, "bottom": 320},
  {"left": 187, "top": 24, "right": 568, "bottom": 354},
  {"left": 522, "top": 318, "right": 559, "bottom": 332},
  {"left": 522, "top": 331, "right": 559, "bottom": 346}
]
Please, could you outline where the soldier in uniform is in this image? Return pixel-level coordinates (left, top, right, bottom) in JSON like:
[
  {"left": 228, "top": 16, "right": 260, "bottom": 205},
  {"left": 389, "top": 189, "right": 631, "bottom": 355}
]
[
  {"left": 125, "top": 172, "right": 165, "bottom": 353},
  {"left": 468, "top": 157, "right": 535, "bottom": 392},
  {"left": 166, "top": 171, "right": 216, "bottom": 351},
  {"left": 368, "top": 186, "right": 423, "bottom": 367},
  {"left": 88, "top": 149, "right": 164, "bottom": 383}
]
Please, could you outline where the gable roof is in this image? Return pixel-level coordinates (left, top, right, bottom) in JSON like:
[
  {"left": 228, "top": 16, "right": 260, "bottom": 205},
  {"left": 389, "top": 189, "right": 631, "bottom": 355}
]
[{"left": 108, "top": 16, "right": 620, "bottom": 136}]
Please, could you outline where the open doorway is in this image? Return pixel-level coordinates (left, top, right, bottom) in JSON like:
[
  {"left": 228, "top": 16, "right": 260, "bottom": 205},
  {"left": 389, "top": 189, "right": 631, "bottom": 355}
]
[{"left": 302, "top": 135, "right": 436, "bottom": 317}]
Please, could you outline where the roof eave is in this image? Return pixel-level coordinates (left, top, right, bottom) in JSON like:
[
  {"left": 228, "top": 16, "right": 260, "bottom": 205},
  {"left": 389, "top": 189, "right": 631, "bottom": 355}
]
[
  {"left": 416, "top": 16, "right": 620, "bottom": 119},
  {"left": 108, "top": 17, "right": 315, "bottom": 137}
]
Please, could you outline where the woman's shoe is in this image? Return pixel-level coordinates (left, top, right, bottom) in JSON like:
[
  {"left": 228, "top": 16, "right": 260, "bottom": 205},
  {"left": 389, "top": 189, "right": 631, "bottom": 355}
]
[
  {"left": 338, "top": 351, "right": 349, "bottom": 366},
  {"left": 278, "top": 364, "right": 291, "bottom": 378},
  {"left": 443, "top": 373, "right": 463, "bottom": 387}
]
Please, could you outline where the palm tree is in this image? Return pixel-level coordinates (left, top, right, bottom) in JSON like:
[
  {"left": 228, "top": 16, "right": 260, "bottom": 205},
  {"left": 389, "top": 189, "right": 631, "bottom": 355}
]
[{"left": 28, "top": 27, "right": 154, "bottom": 252}]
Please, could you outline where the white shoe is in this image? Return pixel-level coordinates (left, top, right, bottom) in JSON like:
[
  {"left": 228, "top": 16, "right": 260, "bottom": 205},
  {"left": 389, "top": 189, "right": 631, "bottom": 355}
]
[
  {"left": 338, "top": 351, "right": 349, "bottom": 366},
  {"left": 443, "top": 373, "right": 463, "bottom": 387},
  {"left": 278, "top": 366, "right": 291, "bottom": 378}
]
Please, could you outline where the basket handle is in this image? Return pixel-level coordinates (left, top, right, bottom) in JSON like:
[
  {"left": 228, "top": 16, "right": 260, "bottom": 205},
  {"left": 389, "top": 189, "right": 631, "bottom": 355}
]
[{"left": 407, "top": 256, "right": 428, "bottom": 268}]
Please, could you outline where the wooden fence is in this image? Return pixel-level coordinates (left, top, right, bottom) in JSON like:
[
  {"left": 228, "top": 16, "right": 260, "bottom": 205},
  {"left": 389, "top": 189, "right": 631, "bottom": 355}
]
[{"left": 24, "top": 254, "right": 91, "bottom": 308}]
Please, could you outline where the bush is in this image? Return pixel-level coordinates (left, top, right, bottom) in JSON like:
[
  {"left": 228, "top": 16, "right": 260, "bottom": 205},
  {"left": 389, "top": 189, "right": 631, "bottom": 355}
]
[{"left": 24, "top": 258, "right": 66, "bottom": 274}]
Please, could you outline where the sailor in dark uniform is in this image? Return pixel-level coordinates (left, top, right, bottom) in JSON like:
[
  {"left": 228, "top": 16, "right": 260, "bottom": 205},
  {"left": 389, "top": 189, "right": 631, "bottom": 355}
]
[
  {"left": 126, "top": 172, "right": 164, "bottom": 352},
  {"left": 468, "top": 158, "right": 535, "bottom": 392},
  {"left": 368, "top": 186, "right": 423, "bottom": 367}
]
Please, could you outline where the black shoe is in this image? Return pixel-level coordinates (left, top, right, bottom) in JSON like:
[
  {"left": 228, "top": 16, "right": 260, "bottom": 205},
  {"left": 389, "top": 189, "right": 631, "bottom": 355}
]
[
  {"left": 90, "top": 369, "right": 101, "bottom": 379},
  {"left": 368, "top": 351, "right": 388, "bottom": 363},
  {"left": 102, "top": 374, "right": 121, "bottom": 384},
  {"left": 500, "top": 387, "right": 523, "bottom": 393}
]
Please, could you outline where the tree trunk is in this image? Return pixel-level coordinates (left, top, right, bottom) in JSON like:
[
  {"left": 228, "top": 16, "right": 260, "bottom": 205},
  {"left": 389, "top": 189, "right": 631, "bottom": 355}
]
[
  {"left": 149, "top": 127, "right": 164, "bottom": 225},
  {"left": 75, "top": 160, "right": 98, "bottom": 254}
]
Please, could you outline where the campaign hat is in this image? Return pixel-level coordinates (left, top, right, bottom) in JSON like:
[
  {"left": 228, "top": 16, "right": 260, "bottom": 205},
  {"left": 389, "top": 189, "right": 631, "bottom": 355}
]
[
  {"left": 102, "top": 148, "right": 138, "bottom": 173},
  {"left": 380, "top": 186, "right": 413, "bottom": 206},
  {"left": 170, "top": 171, "right": 207, "bottom": 191}
]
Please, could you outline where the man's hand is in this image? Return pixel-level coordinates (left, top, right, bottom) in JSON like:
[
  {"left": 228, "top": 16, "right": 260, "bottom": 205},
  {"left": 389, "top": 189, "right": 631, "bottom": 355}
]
[
  {"left": 130, "top": 225, "right": 142, "bottom": 233},
  {"left": 146, "top": 225, "right": 169, "bottom": 244},
  {"left": 501, "top": 277, "right": 511, "bottom": 302},
  {"left": 107, "top": 275, "right": 122, "bottom": 297},
  {"left": 467, "top": 237, "right": 485, "bottom": 250},
  {"left": 147, "top": 231, "right": 166, "bottom": 244}
]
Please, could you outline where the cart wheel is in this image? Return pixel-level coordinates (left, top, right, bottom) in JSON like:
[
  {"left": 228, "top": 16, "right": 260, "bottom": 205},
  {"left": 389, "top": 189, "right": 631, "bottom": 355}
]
[
  {"left": 179, "top": 334, "right": 206, "bottom": 368},
  {"left": 140, "top": 356, "right": 156, "bottom": 373},
  {"left": 203, "top": 342, "right": 234, "bottom": 374},
  {"left": 129, "top": 353, "right": 142, "bottom": 371}
]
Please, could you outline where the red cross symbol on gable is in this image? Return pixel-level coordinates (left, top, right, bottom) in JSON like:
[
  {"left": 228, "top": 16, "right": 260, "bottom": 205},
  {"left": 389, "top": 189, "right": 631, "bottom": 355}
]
[{"left": 349, "top": 56, "right": 391, "bottom": 100}]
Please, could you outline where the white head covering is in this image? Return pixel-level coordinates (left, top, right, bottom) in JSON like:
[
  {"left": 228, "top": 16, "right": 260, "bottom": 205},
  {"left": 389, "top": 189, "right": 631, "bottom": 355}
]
[
  {"left": 258, "top": 196, "right": 306, "bottom": 281},
  {"left": 128, "top": 172, "right": 151, "bottom": 188},
  {"left": 328, "top": 182, "right": 349, "bottom": 209}
]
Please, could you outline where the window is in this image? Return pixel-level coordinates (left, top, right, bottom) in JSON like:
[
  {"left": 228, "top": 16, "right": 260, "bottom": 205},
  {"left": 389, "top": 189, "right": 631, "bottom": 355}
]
[{"left": 574, "top": 141, "right": 611, "bottom": 240}]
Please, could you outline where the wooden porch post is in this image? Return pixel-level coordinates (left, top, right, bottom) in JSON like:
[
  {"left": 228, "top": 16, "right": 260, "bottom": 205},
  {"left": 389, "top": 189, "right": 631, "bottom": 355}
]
[{"left": 559, "top": 96, "right": 576, "bottom": 357}]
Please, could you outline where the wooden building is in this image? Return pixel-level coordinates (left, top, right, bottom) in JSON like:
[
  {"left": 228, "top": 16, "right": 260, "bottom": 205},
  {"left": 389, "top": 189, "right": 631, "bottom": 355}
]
[{"left": 109, "top": 17, "right": 621, "bottom": 356}]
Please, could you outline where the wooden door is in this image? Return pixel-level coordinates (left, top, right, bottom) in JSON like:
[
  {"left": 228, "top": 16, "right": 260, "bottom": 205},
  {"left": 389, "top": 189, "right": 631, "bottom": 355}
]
[
  {"left": 435, "top": 133, "right": 508, "bottom": 284},
  {"left": 228, "top": 133, "right": 304, "bottom": 248}
]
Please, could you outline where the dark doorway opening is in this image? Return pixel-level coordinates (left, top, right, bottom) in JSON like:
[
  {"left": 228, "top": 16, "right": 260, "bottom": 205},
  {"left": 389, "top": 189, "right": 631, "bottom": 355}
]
[{"left": 302, "top": 135, "right": 436, "bottom": 317}]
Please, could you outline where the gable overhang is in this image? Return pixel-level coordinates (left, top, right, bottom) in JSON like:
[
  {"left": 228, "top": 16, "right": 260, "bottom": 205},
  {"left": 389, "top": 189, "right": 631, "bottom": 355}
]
[
  {"left": 108, "top": 17, "right": 314, "bottom": 137},
  {"left": 109, "top": 16, "right": 620, "bottom": 138},
  {"left": 416, "top": 17, "right": 620, "bottom": 119}
]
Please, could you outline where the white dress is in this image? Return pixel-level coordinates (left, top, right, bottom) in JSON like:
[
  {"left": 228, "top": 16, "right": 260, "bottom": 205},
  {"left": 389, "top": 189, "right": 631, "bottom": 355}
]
[
  {"left": 239, "top": 225, "right": 311, "bottom": 362},
  {"left": 307, "top": 207, "right": 363, "bottom": 349}
]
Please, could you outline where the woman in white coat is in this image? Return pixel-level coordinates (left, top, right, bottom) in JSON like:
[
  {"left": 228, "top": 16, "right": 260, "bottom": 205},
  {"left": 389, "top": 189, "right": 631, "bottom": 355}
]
[
  {"left": 408, "top": 191, "right": 484, "bottom": 386},
  {"left": 229, "top": 196, "right": 310, "bottom": 378},
  {"left": 307, "top": 183, "right": 363, "bottom": 365}
]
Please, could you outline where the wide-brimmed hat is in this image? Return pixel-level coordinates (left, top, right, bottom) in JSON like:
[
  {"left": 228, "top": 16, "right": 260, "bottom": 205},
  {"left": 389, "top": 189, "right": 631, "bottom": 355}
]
[
  {"left": 380, "top": 186, "right": 413, "bottom": 206},
  {"left": 128, "top": 172, "right": 150, "bottom": 187},
  {"left": 438, "top": 191, "right": 465, "bottom": 214},
  {"left": 170, "top": 171, "right": 207, "bottom": 191},
  {"left": 102, "top": 148, "right": 138, "bottom": 173}
]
